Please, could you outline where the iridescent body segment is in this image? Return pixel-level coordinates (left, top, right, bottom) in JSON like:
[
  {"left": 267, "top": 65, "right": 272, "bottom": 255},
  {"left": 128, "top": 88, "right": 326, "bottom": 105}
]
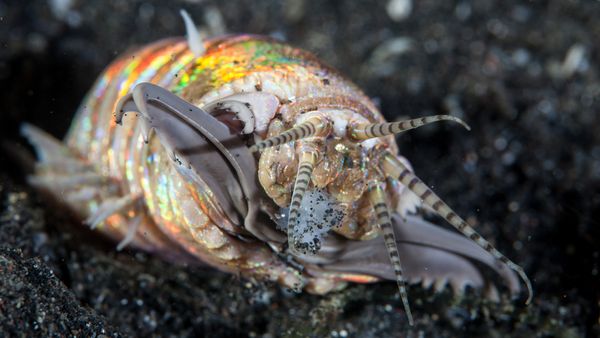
[{"left": 24, "top": 33, "right": 531, "bottom": 324}]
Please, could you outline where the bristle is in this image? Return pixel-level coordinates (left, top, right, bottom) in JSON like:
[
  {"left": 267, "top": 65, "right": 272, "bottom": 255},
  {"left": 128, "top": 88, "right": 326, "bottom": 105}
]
[
  {"left": 180, "top": 9, "right": 205, "bottom": 57},
  {"left": 85, "top": 194, "right": 140, "bottom": 230},
  {"left": 351, "top": 115, "right": 470, "bottom": 140},
  {"left": 250, "top": 116, "right": 330, "bottom": 152},
  {"left": 368, "top": 180, "right": 414, "bottom": 326},
  {"left": 116, "top": 215, "right": 142, "bottom": 251},
  {"left": 382, "top": 153, "right": 533, "bottom": 304},
  {"left": 287, "top": 151, "right": 317, "bottom": 254}
]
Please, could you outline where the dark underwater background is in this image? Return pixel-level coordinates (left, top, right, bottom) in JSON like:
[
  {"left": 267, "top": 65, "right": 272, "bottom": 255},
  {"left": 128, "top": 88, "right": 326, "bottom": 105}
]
[{"left": 0, "top": 1, "right": 598, "bottom": 336}]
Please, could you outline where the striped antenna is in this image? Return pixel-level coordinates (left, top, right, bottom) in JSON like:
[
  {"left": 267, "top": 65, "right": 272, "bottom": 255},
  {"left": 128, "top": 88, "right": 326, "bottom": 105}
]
[
  {"left": 351, "top": 115, "right": 470, "bottom": 140},
  {"left": 368, "top": 180, "right": 414, "bottom": 326},
  {"left": 250, "top": 116, "right": 330, "bottom": 152},
  {"left": 382, "top": 153, "right": 533, "bottom": 304},
  {"left": 287, "top": 151, "right": 317, "bottom": 254}
]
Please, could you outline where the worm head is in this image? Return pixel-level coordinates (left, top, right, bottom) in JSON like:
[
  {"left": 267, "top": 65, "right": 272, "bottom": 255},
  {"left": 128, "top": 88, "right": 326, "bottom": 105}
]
[
  {"left": 251, "top": 96, "right": 472, "bottom": 254},
  {"left": 248, "top": 94, "right": 530, "bottom": 319}
]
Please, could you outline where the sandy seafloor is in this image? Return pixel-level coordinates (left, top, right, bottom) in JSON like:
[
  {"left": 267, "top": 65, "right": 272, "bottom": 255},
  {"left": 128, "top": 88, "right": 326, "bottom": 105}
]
[{"left": 0, "top": 0, "right": 599, "bottom": 337}]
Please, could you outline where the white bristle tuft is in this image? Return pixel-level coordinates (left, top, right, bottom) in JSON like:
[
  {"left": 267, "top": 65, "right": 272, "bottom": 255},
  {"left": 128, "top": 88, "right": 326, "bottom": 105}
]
[{"left": 180, "top": 9, "right": 205, "bottom": 57}]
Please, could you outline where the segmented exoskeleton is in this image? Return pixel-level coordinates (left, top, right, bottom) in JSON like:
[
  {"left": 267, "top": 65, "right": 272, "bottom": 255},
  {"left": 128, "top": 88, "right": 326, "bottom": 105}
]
[{"left": 23, "top": 11, "right": 531, "bottom": 325}]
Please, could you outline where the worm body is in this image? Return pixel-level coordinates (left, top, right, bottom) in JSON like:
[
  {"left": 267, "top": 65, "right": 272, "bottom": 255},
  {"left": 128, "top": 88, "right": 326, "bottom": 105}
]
[{"left": 24, "top": 32, "right": 531, "bottom": 324}]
